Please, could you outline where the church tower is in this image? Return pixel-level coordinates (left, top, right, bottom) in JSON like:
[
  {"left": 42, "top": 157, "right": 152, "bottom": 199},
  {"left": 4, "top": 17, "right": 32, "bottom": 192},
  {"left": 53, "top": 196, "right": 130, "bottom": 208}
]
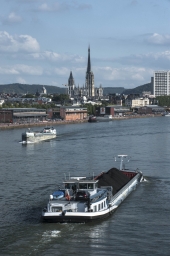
[
  {"left": 68, "top": 71, "right": 75, "bottom": 98},
  {"left": 85, "top": 46, "right": 95, "bottom": 97}
]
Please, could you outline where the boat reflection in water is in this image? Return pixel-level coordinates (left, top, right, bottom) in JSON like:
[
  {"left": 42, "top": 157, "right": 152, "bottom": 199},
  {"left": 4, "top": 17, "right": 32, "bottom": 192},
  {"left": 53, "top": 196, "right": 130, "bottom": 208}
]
[{"left": 88, "top": 115, "right": 113, "bottom": 122}]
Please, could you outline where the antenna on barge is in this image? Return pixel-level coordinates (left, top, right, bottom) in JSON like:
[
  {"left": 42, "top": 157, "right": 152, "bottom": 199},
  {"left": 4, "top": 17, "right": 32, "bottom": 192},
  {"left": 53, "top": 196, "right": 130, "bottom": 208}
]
[
  {"left": 115, "top": 155, "right": 128, "bottom": 170},
  {"left": 64, "top": 173, "right": 66, "bottom": 180}
]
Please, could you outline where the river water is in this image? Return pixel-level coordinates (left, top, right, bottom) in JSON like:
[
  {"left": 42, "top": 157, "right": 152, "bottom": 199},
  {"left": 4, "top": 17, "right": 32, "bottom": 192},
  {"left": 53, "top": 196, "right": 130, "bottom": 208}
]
[{"left": 0, "top": 116, "right": 170, "bottom": 255}]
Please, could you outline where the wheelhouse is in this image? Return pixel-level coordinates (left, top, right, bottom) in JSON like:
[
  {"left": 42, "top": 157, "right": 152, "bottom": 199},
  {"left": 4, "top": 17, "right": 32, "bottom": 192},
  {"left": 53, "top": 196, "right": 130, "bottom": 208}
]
[{"left": 63, "top": 177, "right": 98, "bottom": 194}]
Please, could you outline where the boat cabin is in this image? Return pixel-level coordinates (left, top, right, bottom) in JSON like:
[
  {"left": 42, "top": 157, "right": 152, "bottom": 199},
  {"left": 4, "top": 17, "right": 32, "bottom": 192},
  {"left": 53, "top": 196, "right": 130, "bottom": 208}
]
[
  {"left": 63, "top": 177, "right": 99, "bottom": 196},
  {"left": 46, "top": 176, "right": 113, "bottom": 215}
]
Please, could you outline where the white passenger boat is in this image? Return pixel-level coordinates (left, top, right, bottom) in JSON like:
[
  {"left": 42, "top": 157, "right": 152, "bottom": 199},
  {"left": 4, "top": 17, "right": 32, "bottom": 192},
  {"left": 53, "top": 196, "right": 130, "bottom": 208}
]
[
  {"left": 22, "top": 127, "right": 57, "bottom": 144},
  {"left": 164, "top": 113, "right": 170, "bottom": 117},
  {"left": 42, "top": 155, "right": 144, "bottom": 223}
]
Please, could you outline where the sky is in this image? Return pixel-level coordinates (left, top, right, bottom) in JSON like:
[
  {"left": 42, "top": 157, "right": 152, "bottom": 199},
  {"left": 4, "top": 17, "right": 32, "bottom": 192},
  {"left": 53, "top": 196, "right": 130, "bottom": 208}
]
[{"left": 1, "top": 0, "right": 170, "bottom": 89}]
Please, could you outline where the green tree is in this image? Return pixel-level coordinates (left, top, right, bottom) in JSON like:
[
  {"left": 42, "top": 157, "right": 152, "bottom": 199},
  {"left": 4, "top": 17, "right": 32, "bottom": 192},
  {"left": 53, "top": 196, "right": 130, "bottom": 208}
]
[
  {"left": 2, "top": 102, "right": 12, "bottom": 108},
  {"left": 52, "top": 94, "right": 69, "bottom": 102},
  {"left": 101, "top": 101, "right": 109, "bottom": 107},
  {"left": 156, "top": 96, "right": 170, "bottom": 107},
  {"left": 82, "top": 103, "right": 97, "bottom": 115},
  {"left": 22, "top": 94, "right": 35, "bottom": 98}
]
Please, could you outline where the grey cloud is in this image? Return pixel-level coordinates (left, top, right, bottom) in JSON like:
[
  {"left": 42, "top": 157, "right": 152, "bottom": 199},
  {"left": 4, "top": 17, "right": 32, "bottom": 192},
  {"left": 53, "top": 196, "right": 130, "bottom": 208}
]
[
  {"left": 0, "top": 64, "right": 43, "bottom": 75},
  {"left": 1, "top": 12, "right": 22, "bottom": 25},
  {"left": 37, "top": 1, "right": 91, "bottom": 12},
  {"left": 116, "top": 51, "right": 170, "bottom": 69},
  {"left": 146, "top": 33, "right": 170, "bottom": 45},
  {"left": 130, "top": 0, "right": 138, "bottom": 6}
]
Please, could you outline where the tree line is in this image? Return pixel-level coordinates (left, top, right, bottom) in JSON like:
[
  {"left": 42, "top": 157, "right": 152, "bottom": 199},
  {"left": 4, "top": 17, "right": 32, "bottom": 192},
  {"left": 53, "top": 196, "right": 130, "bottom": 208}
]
[{"left": 156, "top": 96, "right": 170, "bottom": 107}]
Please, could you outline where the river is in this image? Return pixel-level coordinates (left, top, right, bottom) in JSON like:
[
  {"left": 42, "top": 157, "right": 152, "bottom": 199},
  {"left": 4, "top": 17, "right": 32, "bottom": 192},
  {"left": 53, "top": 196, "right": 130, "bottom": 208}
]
[{"left": 0, "top": 116, "right": 170, "bottom": 255}]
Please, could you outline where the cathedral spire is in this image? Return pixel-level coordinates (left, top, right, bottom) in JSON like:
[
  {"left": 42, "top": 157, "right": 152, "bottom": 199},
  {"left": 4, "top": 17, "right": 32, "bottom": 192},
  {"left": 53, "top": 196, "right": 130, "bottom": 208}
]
[
  {"left": 69, "top": 71, "right": 73, "bottom": 80},
  {"left": 87, "top": 46, "right": 91, "bottom": 73}
]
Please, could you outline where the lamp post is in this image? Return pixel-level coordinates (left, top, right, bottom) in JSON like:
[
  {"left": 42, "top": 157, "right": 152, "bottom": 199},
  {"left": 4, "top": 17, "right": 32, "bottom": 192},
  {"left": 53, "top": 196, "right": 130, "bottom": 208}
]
[
  {"left": 62, "top": 84, "right": 68, "bottom": 95},
  {"left": 3, "top": 110, "right": 5, "bottom": 123}
]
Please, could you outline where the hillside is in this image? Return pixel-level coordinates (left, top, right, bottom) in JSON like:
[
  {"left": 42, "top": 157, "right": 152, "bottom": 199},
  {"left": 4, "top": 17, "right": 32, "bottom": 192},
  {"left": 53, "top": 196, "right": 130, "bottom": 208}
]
[
  {"left": 103, "top": 82, "right": 153, "bottom": 95},
  {"left": 122, "top": 82, "right": 153, "bottom": 95},
  {"left": 0, "top": 82, "right": 153, "bottom": 95},
  {"left": 103, "top": 87, "right": 125, "bottom": 95},
  {"left": 0, "top": 83, "right": 65, "bottom": 94}
]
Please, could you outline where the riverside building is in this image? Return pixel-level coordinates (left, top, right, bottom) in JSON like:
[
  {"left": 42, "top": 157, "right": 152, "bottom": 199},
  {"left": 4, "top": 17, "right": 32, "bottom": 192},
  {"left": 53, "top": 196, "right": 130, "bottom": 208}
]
[{"left": 154, "top": 71, "right": 170, "bottom": 96}]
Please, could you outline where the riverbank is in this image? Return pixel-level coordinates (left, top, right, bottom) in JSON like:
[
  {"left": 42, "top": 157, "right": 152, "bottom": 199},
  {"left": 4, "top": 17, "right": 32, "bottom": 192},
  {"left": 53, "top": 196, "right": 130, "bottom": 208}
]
[
  {"left": 0, "top": 114, "right": 162, "bottom": 130},
  {"left": 0, "top": 119, "right": 88, "bottom": 130}
]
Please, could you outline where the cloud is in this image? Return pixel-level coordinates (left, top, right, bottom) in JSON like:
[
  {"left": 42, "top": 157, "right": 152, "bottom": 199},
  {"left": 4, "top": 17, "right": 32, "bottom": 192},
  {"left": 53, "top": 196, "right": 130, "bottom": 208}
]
[
  {"left": 15, "top": 64, "right": 43, "bottom": 75},
  {"left": 54, "top": 67, "right": 70, "bottom": 76},
  {"left": 2, "top": 12, "right": 22, "bottom": 24},
  {"left": 76, "top": 3, "right": 92, "bottom": 10},
  {"left": 130, "top": 0, "right": 138, "bottom": 6},
  {"left": 0, "top": 31, "right": 40, "bottom": 52},
  {"left": 38, "top": 3, "right": 55, "bottom": 12},
  {"left": 30, "top": 51, "right": 64, "bottom": 61},
  {"left": 0, "top": 66, "right": 19, "bottom": 75},
  {"left": 94, "top": 66, "right": 153, "bottom": 83},
  {"left": 146, "top": 33, "right": 170, "bottom": 45},
  {"left": 16, "top": 77, "right": 26, "bottom": 84},
  {"left": 115, "top": 50, "right": 170, "bottom": 69},
  {"left": 37, "top": 1, "right": 91, "bottom": 12},
  {"left": 30, "top": 51, "right": 85, "bottom": 63},
  {"left": 0, "top": 64, "right": 43, "bottom": 75}
]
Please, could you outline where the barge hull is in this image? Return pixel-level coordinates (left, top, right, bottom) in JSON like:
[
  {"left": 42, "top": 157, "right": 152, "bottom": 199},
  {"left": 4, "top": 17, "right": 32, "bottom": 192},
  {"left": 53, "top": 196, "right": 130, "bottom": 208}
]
[{"left": 24, "top": 134, "right": 56, "bottom": 143}]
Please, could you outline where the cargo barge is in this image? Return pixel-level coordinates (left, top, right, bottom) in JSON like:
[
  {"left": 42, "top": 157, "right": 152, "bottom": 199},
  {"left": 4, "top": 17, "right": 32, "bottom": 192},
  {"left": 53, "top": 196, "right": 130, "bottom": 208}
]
[{"left": 42, "top": 155, "right": 144, "bottom": 223}]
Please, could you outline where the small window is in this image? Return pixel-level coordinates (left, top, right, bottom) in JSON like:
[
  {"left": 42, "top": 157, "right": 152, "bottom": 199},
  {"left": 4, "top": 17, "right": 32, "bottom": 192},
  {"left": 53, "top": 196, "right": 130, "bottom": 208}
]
[
  {"left": 88, "top": 183, "right": 93, "bottom": 189},
  {"left": 52, "top": 207, "right": 62, "bottom": 212},
  {"left": 79, "top": 183, "right": 87, "bottom": 189},
  {"left": 65, "top": 183, "right": 71, "bottom": 189}
]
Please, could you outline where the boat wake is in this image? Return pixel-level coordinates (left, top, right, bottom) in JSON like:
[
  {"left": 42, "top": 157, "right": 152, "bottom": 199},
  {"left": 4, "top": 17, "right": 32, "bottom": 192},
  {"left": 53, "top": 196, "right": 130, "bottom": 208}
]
[
  {"left": 19, "top": 141, "right": 33, "bottom": 144},
  {"left": 42, "top": 230, "right": 60, "bottom": 238},
  {"left": 41, "top": 230, "right": 60, "bottom": 243}
]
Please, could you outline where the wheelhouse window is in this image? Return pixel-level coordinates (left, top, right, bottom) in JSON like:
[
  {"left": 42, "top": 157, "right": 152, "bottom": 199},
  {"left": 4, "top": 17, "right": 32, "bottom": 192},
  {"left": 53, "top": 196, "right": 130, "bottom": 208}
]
[
  {"left": 79, "top": 183, "right": 95, "bottom": 189},
  {"left": 52, "top": 207, "right": 62, "bottom": 212},
  {"left": 79, "top": 183, "right": 87, "bottom": 189},
  {"left": 65, "top": 183, "right": 72, "bottom": 189},
  {"left": 87, "top": 183, "right": 93, "bottom": 189}
]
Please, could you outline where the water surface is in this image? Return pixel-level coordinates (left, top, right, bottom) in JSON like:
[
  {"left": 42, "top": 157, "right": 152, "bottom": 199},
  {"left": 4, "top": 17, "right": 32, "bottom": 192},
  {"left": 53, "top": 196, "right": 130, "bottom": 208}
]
[{"left": 0, "top": 116, "right": 170, "bottom": 255}]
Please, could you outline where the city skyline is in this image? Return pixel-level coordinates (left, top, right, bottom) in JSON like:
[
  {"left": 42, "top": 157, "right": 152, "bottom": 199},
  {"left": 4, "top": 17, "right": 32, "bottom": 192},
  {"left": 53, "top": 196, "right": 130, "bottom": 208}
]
[{"left": 0, "top": 0, "right": 170, "bottom": 89}]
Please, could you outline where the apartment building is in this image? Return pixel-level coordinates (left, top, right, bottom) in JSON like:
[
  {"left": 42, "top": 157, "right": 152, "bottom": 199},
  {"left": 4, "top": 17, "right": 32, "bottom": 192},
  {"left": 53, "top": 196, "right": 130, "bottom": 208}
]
[{"left": 154, "top": 70, "right": 170, "bottom": 96}]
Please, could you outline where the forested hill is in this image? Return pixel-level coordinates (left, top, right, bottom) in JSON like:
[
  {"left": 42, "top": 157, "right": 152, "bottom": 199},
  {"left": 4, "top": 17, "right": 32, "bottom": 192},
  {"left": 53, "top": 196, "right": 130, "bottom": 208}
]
[
  {"left": 103, "top": 87, "right": 125, "bottom": 95},
  {"left": 122, "top": 82, "right": 153, "bottom": 95},
  {"left": 0, "top": 82, "right": 153, "bottom": 95},
  {"left": 0, "top": 83, "right": 66, "bottom": 94},
  {"left": 102, "top": 82, "right": 152, "bottom": 95}
]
